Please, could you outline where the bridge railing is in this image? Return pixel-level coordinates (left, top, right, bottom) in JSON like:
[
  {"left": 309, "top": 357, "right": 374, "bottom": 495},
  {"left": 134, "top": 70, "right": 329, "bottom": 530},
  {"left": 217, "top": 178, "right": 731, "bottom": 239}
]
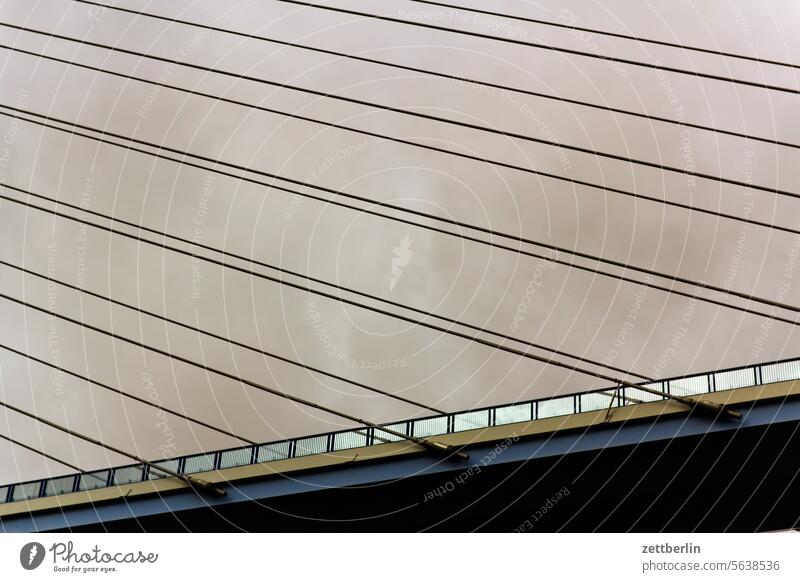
[{"left": 2, "top": 357, "right": 799, "bottom": 505}]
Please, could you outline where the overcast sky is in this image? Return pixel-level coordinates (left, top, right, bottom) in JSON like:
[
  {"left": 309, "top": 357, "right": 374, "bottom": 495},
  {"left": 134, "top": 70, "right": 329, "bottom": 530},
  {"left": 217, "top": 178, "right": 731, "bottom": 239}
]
[{"left": 0, "top": 0, "right": 798, "bottom": 484}]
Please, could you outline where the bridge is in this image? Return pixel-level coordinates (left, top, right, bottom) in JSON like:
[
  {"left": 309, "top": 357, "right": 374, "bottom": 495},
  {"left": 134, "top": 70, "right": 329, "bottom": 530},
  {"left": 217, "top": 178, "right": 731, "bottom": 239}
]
[{"left": 2, "top": 358, "right": 799, "bottom": 532}]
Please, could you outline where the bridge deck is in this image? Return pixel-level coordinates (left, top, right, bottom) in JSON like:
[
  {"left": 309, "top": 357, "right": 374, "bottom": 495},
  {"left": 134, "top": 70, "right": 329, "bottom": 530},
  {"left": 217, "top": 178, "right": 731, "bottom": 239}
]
[{"left": 1, "top": 364, "right": 799, "bottom": 530}]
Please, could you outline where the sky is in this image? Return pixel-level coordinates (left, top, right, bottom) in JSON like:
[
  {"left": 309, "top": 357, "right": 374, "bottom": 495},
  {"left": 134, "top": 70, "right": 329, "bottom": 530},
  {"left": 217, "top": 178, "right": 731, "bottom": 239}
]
[{"left": 0, "top": 0, "right": 798, "bottom": 484}]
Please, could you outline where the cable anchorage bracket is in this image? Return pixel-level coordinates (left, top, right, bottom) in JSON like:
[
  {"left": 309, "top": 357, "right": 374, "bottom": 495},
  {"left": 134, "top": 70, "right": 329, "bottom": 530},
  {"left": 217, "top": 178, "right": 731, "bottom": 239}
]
[
  {"left": 183, "top": 475, "right": 227, "bottom": 498},
  {"left": 416, "top": 438, "right": 469, "bottom": 460}
]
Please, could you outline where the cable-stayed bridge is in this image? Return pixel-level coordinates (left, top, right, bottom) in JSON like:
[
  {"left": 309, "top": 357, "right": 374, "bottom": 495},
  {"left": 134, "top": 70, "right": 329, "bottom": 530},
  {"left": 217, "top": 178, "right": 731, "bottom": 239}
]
[{"left": 0, "top": 0, "right": 798, "bottom": 532}]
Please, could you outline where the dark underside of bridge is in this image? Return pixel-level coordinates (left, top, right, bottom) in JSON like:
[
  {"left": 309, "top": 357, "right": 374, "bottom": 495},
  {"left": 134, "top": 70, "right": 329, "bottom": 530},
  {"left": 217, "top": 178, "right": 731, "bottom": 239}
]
[{"left": 53, "top": 417, "right": 800, "bottom": 533}]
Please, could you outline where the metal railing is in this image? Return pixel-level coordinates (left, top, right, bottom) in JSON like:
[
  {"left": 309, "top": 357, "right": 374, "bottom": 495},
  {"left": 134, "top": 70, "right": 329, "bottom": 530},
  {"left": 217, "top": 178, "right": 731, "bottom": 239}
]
[{"left": 1, "top": 357, "right": 798, "bottom": 506}]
